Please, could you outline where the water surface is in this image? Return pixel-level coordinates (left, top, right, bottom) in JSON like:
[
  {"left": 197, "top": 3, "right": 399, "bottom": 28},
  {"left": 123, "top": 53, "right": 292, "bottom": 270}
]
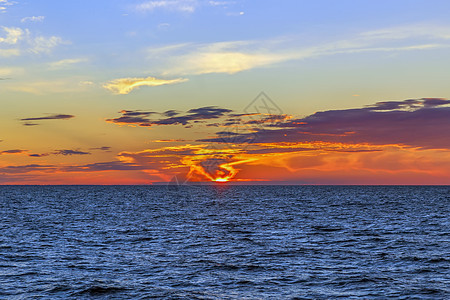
[{"left": 0, "top": 185, "right": 448, "bottom": 299}]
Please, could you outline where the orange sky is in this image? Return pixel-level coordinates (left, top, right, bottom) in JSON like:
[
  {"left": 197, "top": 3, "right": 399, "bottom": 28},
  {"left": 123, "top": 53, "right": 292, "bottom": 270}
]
[{"left": 1, "top": 97, "right": 450, "bottom": 185}]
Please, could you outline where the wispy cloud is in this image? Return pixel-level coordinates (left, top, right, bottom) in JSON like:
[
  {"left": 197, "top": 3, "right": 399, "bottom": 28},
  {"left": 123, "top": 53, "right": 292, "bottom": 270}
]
[
  {"left": 135, "top": 0, "right": 239, "bottom": 15},
  {"left": 146, "top": 24, "right": 450, "bottom": 76},
  {"left": 136, "top": 0, "right": 198, "bottom": 13},
  {"left": 103, "top": 76, "right": 188, "bottom": 95},
  {"left": 21, "top": 16, "right": 45, "bottom": 23},
  {"left": 208, "top": 1, "right": 236, "bottom": 6},
  {"left": 20, "top": 114, "right": 75, "bottom": 125},
  {"left": 0, "top": 26, "right": 66, "bottom": 56},
  {"left": 0, "top": 26, "right": 23, "bottom": 44},
  {"left": 49, "top": 58, "right": 88, "bottom": 69},
  {"left": 28, "top": 35, "right": 66, "bottom": 54},
  {"left": 0, "top": 0, "right": 15, "bottom": 13}
]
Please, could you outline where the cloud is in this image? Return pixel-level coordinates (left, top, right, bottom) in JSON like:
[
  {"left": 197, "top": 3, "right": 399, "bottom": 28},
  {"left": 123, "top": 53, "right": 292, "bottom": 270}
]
[
  {"left": 117, "top": 144, "right": 242, "bottom": 181},
  {"left": 155, "top": 40, "right": 288, "bottom": 75},
  {"left": 28, "top": 153, "right": 49, "bottom": 157},
  {"left": 21, "top": 114, "right": 75, "bottom": 121},
  {"left": 4, "top": 98, "right": 450, "bottom": 184},
  {"left": 106, "top": 98, "right": 450, "bottom": 181},
  {"left": 106, "top": 106, "right": 232, "bottom": 127},
  {"left": 103, "top": 76, "right": 188, "bottom": 94},
  {"left": 29, "top": 148, "right": 93, "bottom": 157},
  {"left": 53, "top": 149, "right": 91, "bottom": 156},
  {"left": 0, "top": 0, "right": 15, "bottom": 13},
  {"left": 145, "top": 24, "right": 450, "bottom": 76},
  {"left": 360, "top": 24, "right": 450, "bottom": 41},
  {"left": 49, "top": 58, "right": 87, "bottom": 69},
  {"left": 21, "top": 16, "right": 45, "bottom": 23},
  {"left": 90, "top": 146, "right": 111, "bottom": 151},
  {"left": 28, "top": 35, "right": 65, "bottom": 54},
  {"left": 0, "top": 161, "right": 148, "bottom": 174},
  {"left": 0, "top": 26, "right": 66, "bottom": 57},
  {"left": 0, "top": 27, "right": 23, "bottom": 44},
  {"left": 208, "top": 1, "right": 236, "bottom": 6},
  {"left": 201, "top": 98, "right": 450, "bottom": 150},
  {"left": 0, "top": 149, "right": 27, "bottom": 155},
  {"left": 135, "top": 0, "right": 197, "bottom": 13},
  {"left": 0, "top": 164, "right": 57, "bottom": 174},
  {"left": 61, "top": 161, "right": 148, "bottom": 172}
]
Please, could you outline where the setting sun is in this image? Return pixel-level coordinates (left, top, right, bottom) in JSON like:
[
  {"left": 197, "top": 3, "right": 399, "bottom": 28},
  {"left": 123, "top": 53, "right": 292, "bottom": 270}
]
[{"left": 213, "top": 178, "right": 229, "bottom": 183}]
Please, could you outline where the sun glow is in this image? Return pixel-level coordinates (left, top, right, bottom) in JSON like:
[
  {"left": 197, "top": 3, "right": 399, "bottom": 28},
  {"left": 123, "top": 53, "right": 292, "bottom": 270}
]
[{"left": 213, "top": 178, "right": 229, "bottom": 183}]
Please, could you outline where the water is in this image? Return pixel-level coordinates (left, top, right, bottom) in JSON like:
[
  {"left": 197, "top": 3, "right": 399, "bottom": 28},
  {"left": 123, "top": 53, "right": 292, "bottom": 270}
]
[{"left": 0, "top": 185, "right": 448, "bottom": 299}]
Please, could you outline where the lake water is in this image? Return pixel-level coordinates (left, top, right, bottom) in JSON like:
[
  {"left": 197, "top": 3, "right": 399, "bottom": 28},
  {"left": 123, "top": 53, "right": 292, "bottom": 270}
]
[{"left": 0, "top": 185, "right": 449, "bottom": 299}]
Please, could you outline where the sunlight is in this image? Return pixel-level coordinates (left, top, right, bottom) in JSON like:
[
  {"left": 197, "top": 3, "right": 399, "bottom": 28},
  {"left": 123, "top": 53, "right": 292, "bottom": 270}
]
[{"left": 213, "top": 178, "right": 229, "bottom": 183}]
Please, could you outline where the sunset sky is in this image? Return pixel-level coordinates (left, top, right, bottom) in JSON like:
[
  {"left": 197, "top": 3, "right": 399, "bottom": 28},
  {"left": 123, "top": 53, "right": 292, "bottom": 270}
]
[{"left": 1, "top": 0, "right": 450, "bottom": 184}]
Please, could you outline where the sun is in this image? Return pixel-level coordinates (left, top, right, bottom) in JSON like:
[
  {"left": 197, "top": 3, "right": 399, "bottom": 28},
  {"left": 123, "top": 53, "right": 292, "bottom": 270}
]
[{"left": 213, "top": 178, "right": 229, "bottom": 183}]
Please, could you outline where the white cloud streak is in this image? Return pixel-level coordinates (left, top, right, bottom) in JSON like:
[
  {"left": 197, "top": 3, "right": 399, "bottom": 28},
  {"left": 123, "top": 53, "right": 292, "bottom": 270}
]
[
  {"left": 103, "top": 76, "right": 188, "bottom": 95},
  {"left": 136, "top": 0, "right": 197, "bottom": 13},
  {"left": 48, "top": 58, "right": 87, "bottom": 69},
  {"left": 21, "top": 16, "right": 45, "bottom": 23},
  {"left": 146, "top": 24, "right": 450, "bottom": 76}
]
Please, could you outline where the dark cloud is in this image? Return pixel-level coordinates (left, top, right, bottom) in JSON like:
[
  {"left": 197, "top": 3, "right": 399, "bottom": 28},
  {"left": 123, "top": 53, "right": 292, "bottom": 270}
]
[
  {"left": 107, "top": 106, "right": 234, "bottom": 127},
  {"left": 163, "top": 110, "right": 179, "bottom": 117},
  {"left": 61, "top": 161, "right": 147, "bottom": 172},
  {"left": 0, "top": 161, "right": 147, "bottom": 174},
  {"left": 90, "top": 146, "right": 111, "bottom": 151},
  {"left": 153, "top": 106, "right": 232, "bottom": 126},
  {"left": 21, "top": 114, "right": 75, "bottom": 121},
  {"left": 105, "top": 110, "right": 155, "bottom": 127},
  {"left": 28, "top": 153, "right": 49, "bottom": 157},
  {"left": 23, "top": 123, "right": 39, "bottom": 126},
  {"left": 0, "top": 164, "right": 57, "bottom": 174},
  {"left": 28, "top": 149, "right": 93, "bottom": 157},
  {"left": 187, "top": 106, "right": 232, "bottom": 116},
  {"left": 53, "top": 150, "right": 91, "bottom": 156},
  {"left": 200, "top": 98, "right": 450, "bottom": 150},
  {"left": 0, "top": 149, "right": 27, "bottom": 155},
  {"left": 367, "top": 98, "right": 450, "bottom": 111}
]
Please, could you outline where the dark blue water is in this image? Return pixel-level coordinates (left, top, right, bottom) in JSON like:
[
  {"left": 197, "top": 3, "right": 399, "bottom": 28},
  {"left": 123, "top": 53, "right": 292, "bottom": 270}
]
[{"left": 0, "top": 185, "right": 448, "bottom": 299}]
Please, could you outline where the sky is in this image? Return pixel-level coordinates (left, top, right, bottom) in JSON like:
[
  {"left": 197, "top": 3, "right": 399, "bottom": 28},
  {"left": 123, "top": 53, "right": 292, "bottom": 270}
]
[{"left": 1, "top": 0, "right": 450, "bottom": 184}]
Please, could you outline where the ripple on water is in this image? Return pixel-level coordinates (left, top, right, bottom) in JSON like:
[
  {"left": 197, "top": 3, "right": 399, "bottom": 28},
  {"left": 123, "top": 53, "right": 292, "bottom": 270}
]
[{"left": 0, "top": 185, "right": 448, "bottom": 299}]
